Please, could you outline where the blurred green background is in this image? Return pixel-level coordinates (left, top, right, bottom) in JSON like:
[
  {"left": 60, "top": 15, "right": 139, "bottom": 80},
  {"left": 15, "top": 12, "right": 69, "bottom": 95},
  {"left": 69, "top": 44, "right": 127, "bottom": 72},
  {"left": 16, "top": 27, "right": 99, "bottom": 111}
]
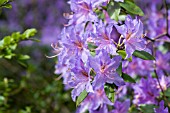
[{"left": 0, "top": 0, "right": 75, "bottom": 113}]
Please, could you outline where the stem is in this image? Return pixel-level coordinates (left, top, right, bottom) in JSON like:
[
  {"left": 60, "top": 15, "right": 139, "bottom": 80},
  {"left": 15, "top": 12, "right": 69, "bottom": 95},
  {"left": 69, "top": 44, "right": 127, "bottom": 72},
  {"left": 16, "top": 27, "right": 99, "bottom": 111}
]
[
  {"left": 153, "top": 64, "right": 164, "bottom": 95},
  {"left": 152, "top": 42, "right": 168, "bottom": 104},
  {"left": 163, "top": 0, "right": 169, "bottom": 34}
]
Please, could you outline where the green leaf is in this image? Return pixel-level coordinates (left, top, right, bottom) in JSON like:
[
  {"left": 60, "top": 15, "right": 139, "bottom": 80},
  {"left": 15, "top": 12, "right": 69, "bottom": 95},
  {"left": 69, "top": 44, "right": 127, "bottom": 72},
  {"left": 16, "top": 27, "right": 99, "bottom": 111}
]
[
  {"left": 118, "top": 15, "right": 126, "bottom": 21},
  {"left": 0, "top": 40, "right": 4, "bottom": 48},
  {"left": 9, "top": 44, "right": 17, "bottom": 50},
  {"left": 18, "top": 55, "right": 30, "bottom": 60},
  {"left": 4, "top": 54, "right": 15, "bottom": 59},
  {"left": 117, "top": 50, "right": 132, "bottom": 61},
  {"left": 17, "top": 60, "right": 28, "bottom": 68},
  {"left": 164, "top": 88, "right": 170, "bottom": 97},
  {"left": 23, "top": 28, "right": 37, "bottom": 39},
  {"left": 107, "top": 2, "right": 120, "bottom": 21},
  {"left": 104, "top": 84, "right": 115, "bottom": 103},
  {"left": 116, "top": 62, "right": 122, "bottom": 76},
  {"left": 139, "top": 104, "right": 155, "bottom": 113},
  {"left": 76, "top": 90, "right": 88, "bottom": 107},
  {"left": 117, "top": 50, "right": 126, "bottom": 59},
  {"left": 133, "top": 50, "right": 155, "bottom": 60},
  {"left": 122, "top": 73, "right": 136, "bottom": 83},
  {"left": 3, "top": 36, "right": 11, "bottom": 45},
  {"left": 2, "top": 4, "right": 12, "bottom": 9},
  {"left": 119, "top": 1, "right": 144, "bottom": 16},
  {"left": 0, "top": 0, "right": 7, "bottom": 6},
  {"left": 88, "top": 42, "right": 97, "bottom": 50}
]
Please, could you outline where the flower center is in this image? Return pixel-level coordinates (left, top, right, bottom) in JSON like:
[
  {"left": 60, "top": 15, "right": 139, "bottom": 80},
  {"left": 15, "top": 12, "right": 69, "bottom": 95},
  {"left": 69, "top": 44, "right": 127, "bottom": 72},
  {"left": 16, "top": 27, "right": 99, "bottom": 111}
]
[
  {"left": 126, "top": 32, "right": 132, "bottom": 40},
  {"left": 74, "top": 41, "right": 83, "bottom": 49},
  {"left": 81, "top": 70, "right": 88, "bottom": 77},
  {"left": 100, "top": 65, "right": 106, "bottom": 73}
]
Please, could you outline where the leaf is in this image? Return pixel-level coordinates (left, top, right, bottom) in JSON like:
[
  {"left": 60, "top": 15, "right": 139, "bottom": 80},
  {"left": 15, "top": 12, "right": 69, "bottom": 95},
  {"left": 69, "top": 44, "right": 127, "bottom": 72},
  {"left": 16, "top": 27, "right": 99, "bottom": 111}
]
[
  {"left": 140, "top": 104, "right": 155, "bottom": 113},
  {"left": 18, "top": 55, "right": 30, "bottom": 60},
  {"left": 0, "top": 0, "right": 7, "bottom": 6},
  {"left": 3, "top": 36, "right": 11, "bottom": 45},
  {"left": 118, "top": 15, "right": 126, "bottom": 21},
  {"left": 9, "top": 44, "right": 17, "bottom": 50},
  {"left": 117, "top": 50, "right": 126, "bottom": 58},
  {"left": 119, "top": 1, "right": 144, "bottom": 16},
  {"left": 164, "top": 88, "right": 170, "bottom": 97},
  {"left": 17, "top": 60, "right": 28, "bottom": 68},
  {"left": 122, "top": 73, "right": 136, "bottom": 83},
  {"left": 4, "top": 54, "right": 14, "bottom": 59},
  {"left": 76, "top": 90, "right": 88, "bottom": 107},
  {"left": 133, "top": 50, "right": 155, "bottom": 60},
  {"left": 104, "top": 84, "right": 115, "bottom": 103},
  {"left": 23, "top": 28, "right": 37, "bottom": 39},
  {"left": 88, "top": 43, "right": 97, "bottom": 50},
  {"left": 116, "top": 62, "right": 122, "bottom": 76},
  {"left": 2, "top": 4, "right": 12, "bottom": 9},
  {"left": 117, "top": 50, "right": 132, "bottom": 61},
  {"left": 107, "top": 2, "right": 120, "bottom": 21}
]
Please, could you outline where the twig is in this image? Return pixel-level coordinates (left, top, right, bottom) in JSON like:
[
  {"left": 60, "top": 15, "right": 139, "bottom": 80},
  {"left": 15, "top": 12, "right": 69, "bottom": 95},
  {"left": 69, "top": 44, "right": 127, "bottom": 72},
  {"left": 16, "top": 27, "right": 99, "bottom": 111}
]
[
  {"left": 163, "top": 0, "right": 169, "bottom": 33},
  {"left": 163, "top": 0, "right": 170, "bottom": 38}
]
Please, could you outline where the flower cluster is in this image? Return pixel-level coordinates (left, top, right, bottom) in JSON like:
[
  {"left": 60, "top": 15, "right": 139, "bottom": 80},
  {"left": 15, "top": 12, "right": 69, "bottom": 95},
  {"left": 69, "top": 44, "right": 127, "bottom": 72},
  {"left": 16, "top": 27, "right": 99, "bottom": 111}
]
[{"left": 52, "top": 0, "right": 170, "bottom": 113}]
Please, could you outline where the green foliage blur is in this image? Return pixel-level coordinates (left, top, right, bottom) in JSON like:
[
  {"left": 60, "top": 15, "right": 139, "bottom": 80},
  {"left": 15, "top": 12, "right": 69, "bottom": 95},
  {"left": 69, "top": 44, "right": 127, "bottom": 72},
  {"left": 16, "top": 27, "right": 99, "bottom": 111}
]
[{"left": 0, "top": 1, "right": 75, "bottom": 113}]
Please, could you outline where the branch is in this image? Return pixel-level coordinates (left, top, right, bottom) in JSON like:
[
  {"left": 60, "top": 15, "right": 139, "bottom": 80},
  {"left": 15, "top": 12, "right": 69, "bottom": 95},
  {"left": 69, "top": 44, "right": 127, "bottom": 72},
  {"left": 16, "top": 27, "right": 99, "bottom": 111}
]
[{"left": 163, "top": 0, "right": 170, "bottom": 38}]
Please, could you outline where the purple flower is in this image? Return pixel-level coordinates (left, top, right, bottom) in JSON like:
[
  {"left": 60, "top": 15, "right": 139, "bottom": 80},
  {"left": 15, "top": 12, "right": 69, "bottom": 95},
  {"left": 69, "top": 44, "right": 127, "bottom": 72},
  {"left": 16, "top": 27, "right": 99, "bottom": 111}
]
[
  {"left": 68, "top": 0, "right": 98, "bottom": 25},
  {"left": 109, "top": 99, "right": 130, "bottom": 113},
  {"left": 89, "top": 104, "right": 108, "bottom": 113},
  {"left": 156, "top": 51, "right": 170, "bottom": 75},
  {"left": 154, "top": 100, "right": 169, "bottom": 113},
  {"left": 95, "top": 22, "right": 117, "bottom": 55},
  {"left": 60, "top": 26, "right": 90, "bottom": 62},
  {"left": 115, "top": 15, "right": 145, "bottom": 58},
  {"left": 123, "top": 57, "right": 154, "bottom": 77},
  {"left": 77, "top": 86, "right": 113, "bottom": 113},
  {"left": 133, "top": 77, "right": 160, "bottom": 105},
  {"left": 89, "top": 50, "right": 125, "bottom": 89},
  {"left": 159, "top": 75, "right": 170, "bottom": 91},
  {"left": 68, "top": 58, "right": 93, "bottom": 101}
]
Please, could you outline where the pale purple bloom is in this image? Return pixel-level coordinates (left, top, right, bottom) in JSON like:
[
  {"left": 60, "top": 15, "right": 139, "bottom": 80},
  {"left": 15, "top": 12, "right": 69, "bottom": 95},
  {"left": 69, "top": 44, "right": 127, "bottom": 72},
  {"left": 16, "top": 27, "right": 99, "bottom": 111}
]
[
  {"left": 156, "top": 51, "right": 170, "bottom": 75},
  {"left": 69, "top": 58, "right": 93, "bottom": 101},
  {"left": 109, "top": 99, "right": 130, "bottom": 113},
  {"left": 123, "top": 57, "right": 154, "bottom": 77},
  {"left": 89, "top": 104, "right": 108, "bottom": 113},
  {"left": 154, "top": 100, "right": 169, "bottom": 113},
  {"left": 68, "top": 0, "right": 98, "bottom": 25},
  {"left": 60, "top": 26, "right": 90, "bottom": 62},
  {"left": 115, "top": 15, "right": 145, "bottom": 58},
  {"left": 95, "top": 22, "right": 117, "bottom": 55},
  {"left": 133, "top": 77, "right": 160, "bottom": 105},
  {"left": 89, "top": 50, "right": 125, "bottom": 89},
  {"left": 158, "top": 75, "right": 170, "bottom": 91},
  {"left": 77, "top": 86, "right": 113, "bottom": 113}
]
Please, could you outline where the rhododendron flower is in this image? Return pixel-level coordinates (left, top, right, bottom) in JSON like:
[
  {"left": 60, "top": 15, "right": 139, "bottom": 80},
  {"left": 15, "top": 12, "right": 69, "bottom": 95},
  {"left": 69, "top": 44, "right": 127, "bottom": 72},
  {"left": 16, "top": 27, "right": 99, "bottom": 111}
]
[
  {"left": 88, "top": 50, "right": 125, "bottom": 89},
  {"left": 154, "top": 100, "right": 169, "bottom": 113},
  {"left": 77, "top": 86, "right": 113, "bottom": 113},
  {"left": 68, "top": 0, "right": 98, "bottom": 25},
  {"left": 69, "top": 58, "right": 93, "bottom": 101},
  {"left": 115, "top": 15, "right": 145, "bottom": 58},
  {"left": 133, "top": 77, "right": 160, "bottom": 105},
  {"left": 95, "top": 22, "right": 117, "bottom": 55},
  {"left": 109, "top": 99, "right": 130, "bottom": 113}
]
